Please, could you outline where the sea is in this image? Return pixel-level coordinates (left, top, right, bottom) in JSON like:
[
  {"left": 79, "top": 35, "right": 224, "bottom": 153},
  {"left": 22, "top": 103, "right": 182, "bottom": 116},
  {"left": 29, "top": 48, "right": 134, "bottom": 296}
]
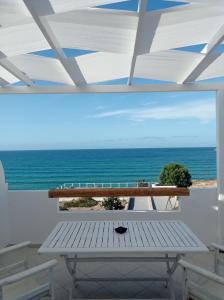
[{"left": 0, "top": 147, "right": 216, "bottom": 190}]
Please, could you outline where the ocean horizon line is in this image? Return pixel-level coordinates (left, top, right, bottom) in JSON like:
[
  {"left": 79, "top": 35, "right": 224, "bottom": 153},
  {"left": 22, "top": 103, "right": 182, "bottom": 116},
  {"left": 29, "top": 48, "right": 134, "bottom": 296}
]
[{"left": 0, "top": 146, "right": 216, "bottom": 152}]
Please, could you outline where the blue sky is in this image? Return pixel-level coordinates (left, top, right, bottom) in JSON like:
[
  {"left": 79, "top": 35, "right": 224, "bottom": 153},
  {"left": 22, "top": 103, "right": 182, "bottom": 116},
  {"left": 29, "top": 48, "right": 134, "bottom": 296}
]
[
  {"left": 0, "top": 91, "right": 216, "bottom": 150},
  {"left": 0, "top": 0, "right": 219, "bottom": 150}
]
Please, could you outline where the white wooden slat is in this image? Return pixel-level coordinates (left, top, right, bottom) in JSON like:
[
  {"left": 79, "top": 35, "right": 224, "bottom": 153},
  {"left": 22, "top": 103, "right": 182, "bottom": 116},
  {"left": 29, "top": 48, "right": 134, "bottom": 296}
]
[
  {"left": 66, "top": 222, "right": 82, "bottom": 248},
  {"left": 117, "top": 220, "right": 127, "bottom": 248},
  {"left": 132, "top": 221, "right": 144, "bottom": 247},
  {"left": 167, "top": 221, "right": 191, "bottom": 247},
  {"left": 130, "top": 221, "right": 143, "bottom": 247},
  {"left": 102, "top": 221, "right": 109, "bottom": 248},
  {"left": 133, "top": 222, "right": 146, "bottom": 247},
  {"left": 158, "top": 221, "right": 178, "bottom": 247},
  {"left": 141, "top": 221, "right": 156, "bottom": 247},
  {"left": 118, "top": 220, "right": 127, "bottom": 248},
  {"left": 78, "top": 222, "right": 92, "bottom": 248},
  {"left": 178, "top": 221, "right": 206, "bottom": 248},
  {"left": 39, "top": 245, "right": 207, "bottom": 254},
  {"left": 47, "top": 222, "right": 68, "bottom": 248},
  {"left": 113, "top": 221, "right": 120, "bottom": 248},
  {"left": 96, "top": 221, "right": 105, "bottom": 248},
  {"left": 72, "top": 222, "right": 86, "bottom": 248},
  {"left": 60, "top": 222, "right": 77, "bottom": 248},
  {"left": 162, "top": 221, "right": 186, "bottom": 247},
  {"left": 90, "top": 221, "right": 100, "bottom": 249},
  {"left": 126, "top": 221, "right": 138, "bottom": 248},
  {"left": 121, "top": 220, "right": 132, "bottom": 248},
  {"left": 150, "top": 222, "right": 167, "bottom": 247},
  {"left": 154, "top": 222, "right": 172, "bottom": 247},
  {"left": 144, "top": 221, "right": 161, "bottom": 247},
  {"left": 41, "top": 222, "right": 64, "bottom": 248},
  {"left": 156, "top": 222, "right": 171, "bottom": 247},
  {"left": 95, "top": 221, "right": 104, "bottom": 248},
  {"left": 172, "top": 222, "right": 197, "bottom": 247},
  {"left": 108, "top": 221, "right": 114, "bottom": 248},
  {"left": 54, "top": 222, "right": 73, "bottom": 248},
  {"left": 83, "top": 222, "right": 97, "bottom": 248}
]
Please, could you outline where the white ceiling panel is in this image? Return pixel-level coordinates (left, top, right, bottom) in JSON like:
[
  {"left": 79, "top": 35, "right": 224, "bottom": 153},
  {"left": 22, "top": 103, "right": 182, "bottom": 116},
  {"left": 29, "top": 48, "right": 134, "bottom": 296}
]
[
  {"left": 0, "top": 1, "right": 223, "bottom": 88},
  {"left": 139, "top": 6, "right": 224, "bottom": 54},
  {"left": 49, "top": 9, "right": 137, "bottom": 54},
  {"left": 135, "top": 50, "right": 202, "bottom": 82},
  {"left": 76, "top": 52, "right": 131, "bottom": 83},
  {"left": 0, "top": 65, "right": 18, "bottom": 84},
  {"left": 9, "top": 54, "right": 74, "bottom": 85}
]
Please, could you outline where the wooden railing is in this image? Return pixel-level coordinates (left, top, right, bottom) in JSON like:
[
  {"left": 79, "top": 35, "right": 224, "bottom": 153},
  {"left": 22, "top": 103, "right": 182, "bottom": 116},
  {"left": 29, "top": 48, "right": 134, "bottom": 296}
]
[{"left": 48, "top": 184, "right": 190, "bottom": 198}]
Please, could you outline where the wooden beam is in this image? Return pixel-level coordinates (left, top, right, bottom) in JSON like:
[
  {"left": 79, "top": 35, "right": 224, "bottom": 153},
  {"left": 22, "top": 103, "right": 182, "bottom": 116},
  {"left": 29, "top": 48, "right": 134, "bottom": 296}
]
[
  {"left": 179, "top": 24, "right": 224, "bottom": 84},
  {"left": 0, "top": 77, "right": 9, "bottom": 87},
  {"left": 202, "top": 24, "right": 224, "bottom": 55},
  {"left": 127, "top": 0, "right": 147, "bottom": 86},
  {"left": 0, "top": 82, "right": 223, "bottom": 94},
  {"left": 0, "top": 52, "right": 34, "bottom": 86},
  {"left": 48, "top": 187, "right": 190, "bottom": 198},
  {"left": 24, "top": 0, "right": 86, "bottom": 87}
]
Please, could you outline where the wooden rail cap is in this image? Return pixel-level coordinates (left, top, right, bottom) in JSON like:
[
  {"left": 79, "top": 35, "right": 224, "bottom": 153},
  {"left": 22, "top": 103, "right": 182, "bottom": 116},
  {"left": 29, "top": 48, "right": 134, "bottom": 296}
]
[{"left": 48, "top": 187, "right": 190, "bottom": 198}]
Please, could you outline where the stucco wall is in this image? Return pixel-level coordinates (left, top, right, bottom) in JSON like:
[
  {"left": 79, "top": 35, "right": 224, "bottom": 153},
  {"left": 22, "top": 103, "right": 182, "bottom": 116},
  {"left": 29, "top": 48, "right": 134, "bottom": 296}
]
[
  {"left": 8, "top": 188, "right": 218, "bottom": 246},
  {"left": 0, "top": 161, "right": 10, "bottom": 247}
]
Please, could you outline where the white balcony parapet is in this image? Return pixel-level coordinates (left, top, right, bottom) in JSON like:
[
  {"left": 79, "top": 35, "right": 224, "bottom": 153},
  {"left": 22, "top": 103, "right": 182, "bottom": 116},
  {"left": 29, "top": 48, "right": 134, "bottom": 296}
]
[{"left": 0, "top": 161, "right": 5, "bottom": 185}]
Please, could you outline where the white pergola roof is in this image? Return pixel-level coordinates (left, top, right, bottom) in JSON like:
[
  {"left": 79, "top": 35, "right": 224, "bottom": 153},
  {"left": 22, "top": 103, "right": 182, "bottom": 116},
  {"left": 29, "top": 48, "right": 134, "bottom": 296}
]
[{"left": 0, "top": 0, "right": 224, "bottom": 93}]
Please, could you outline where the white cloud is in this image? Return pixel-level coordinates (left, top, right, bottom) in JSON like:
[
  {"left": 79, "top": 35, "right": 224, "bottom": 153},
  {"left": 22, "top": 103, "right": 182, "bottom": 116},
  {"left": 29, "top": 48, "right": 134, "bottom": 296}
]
[{"left": 93, "top": 99, "right": 215, "bottom": 122}]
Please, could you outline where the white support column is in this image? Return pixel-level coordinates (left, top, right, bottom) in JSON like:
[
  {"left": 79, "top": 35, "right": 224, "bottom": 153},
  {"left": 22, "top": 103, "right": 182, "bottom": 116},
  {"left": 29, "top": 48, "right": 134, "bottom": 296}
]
[
  {"left": 216, "top": 90, "right": 224, "bottom": 243},
  {"left": 0, "top": 161, "right": 10, "bottom": 247}
]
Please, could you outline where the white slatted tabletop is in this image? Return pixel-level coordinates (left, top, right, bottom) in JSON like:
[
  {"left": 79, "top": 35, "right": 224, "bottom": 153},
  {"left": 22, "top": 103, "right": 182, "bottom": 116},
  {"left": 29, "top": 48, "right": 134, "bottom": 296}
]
[{"left": 39, "top": 220, "right": 208, "bottom": 254}]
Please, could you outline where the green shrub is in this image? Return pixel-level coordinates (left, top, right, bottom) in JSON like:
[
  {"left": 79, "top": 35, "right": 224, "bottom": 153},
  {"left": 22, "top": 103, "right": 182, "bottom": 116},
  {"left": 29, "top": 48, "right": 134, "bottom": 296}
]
[
  {"left": 159, "top": 163, "right": 192, "bottom": 187},
  {"left": 63, "top": 197, "right": 97, "bottom": 208},
  {"left": 102, "top": 196, "right": 125, "bottom": 210}
]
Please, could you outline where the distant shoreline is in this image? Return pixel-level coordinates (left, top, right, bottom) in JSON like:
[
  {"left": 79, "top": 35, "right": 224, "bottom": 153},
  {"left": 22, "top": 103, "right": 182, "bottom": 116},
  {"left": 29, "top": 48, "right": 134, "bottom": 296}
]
[{"left": 192, "top": 180, "right": 216, "bottom": 188}]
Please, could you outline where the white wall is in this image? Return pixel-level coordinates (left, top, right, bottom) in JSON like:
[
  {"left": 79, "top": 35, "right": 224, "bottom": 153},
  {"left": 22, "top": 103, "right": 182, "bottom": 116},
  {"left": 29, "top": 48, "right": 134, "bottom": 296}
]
[
  {"left": 0, "top": 161, "right": 10, "bottom": 247},
  {"left": 8, "top": 187, "right": 218, "bottom": 246}
]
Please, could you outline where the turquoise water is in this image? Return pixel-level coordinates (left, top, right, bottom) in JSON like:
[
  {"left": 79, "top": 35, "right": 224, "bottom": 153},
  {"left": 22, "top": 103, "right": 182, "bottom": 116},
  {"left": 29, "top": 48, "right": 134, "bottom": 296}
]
[{"left": 0, "top": 147, "right": 216, "bottom": 190}]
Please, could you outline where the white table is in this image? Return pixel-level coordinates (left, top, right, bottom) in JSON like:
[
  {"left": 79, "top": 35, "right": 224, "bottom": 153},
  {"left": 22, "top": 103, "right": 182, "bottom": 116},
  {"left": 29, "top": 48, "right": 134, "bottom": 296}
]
[{"left": 39, "top": 220, "right": 208, "bottom": 299}]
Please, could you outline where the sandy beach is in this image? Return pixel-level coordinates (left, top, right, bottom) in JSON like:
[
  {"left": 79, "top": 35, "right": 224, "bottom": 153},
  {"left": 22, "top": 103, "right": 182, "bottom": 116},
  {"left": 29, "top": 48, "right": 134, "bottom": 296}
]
[{"left": 192, "top": 180, "right": 216, "bottom": 188}]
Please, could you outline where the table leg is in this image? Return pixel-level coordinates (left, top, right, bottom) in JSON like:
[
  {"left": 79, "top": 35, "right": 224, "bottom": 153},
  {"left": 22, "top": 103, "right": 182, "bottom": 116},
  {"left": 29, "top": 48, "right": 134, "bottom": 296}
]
[
  {"left": 165, "top": 254, "right": 182, "bottom": 300},
  {"left": 64, "top": 255, "right": 78, "bottom": 299}
]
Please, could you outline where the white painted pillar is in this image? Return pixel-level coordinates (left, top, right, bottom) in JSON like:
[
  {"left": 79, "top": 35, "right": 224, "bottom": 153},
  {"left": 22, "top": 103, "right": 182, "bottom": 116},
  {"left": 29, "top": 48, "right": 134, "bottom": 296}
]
[
  {"left": 0, "top": 161, "right": 10, "bottom": 246},
  {"left": 216, "top": 90, "right": 224, "bottom": 243}
]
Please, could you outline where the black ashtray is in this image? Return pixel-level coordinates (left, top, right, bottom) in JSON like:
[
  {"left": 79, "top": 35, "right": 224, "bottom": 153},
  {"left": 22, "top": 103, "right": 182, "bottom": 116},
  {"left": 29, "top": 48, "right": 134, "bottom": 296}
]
[{"left": 114, "top": 226, "right": 127, "bottom": 234}]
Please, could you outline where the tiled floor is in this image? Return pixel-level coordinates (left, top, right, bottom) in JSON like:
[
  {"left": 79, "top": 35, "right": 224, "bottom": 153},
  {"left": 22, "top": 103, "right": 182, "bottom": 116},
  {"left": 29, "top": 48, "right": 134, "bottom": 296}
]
[{"left": 0, "top": 246, "right": 219, "bottom": 299}]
